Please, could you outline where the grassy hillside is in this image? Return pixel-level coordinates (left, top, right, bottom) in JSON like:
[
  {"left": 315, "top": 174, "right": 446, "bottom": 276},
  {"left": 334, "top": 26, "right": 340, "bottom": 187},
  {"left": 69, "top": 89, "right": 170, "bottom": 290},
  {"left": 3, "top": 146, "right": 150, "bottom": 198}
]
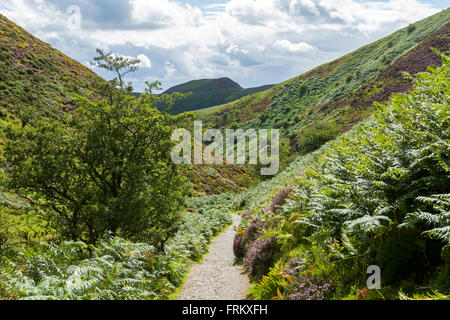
[
  {"left": 196, "top": 9, "right": 450, "bottom": 156},
  {"left": 0, "top": 14, "right": 102, "bottom": 123},
  {"left": 158, "top": 77, "right": 274, "bottom": 114},
  {"left": 233, "top": 54, "right": 450, "bottom": 300}
]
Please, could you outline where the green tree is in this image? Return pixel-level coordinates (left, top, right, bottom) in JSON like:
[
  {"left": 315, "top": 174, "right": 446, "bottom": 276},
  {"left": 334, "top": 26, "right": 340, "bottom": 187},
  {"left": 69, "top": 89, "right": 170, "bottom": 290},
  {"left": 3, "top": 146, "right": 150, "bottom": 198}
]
[{"left": 4, "top": 49, "right": 192, "bottom": 252}]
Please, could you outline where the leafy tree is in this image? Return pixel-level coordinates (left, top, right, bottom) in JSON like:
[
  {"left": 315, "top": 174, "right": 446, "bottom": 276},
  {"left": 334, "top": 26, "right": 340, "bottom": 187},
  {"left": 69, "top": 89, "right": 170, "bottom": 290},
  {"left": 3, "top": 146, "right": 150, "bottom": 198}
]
[
  {"left": 4, "top": 49, "right": 192, "bottom": 251},
  {"left": 91, "top": 48, "right": 140, "bottom": 90}
]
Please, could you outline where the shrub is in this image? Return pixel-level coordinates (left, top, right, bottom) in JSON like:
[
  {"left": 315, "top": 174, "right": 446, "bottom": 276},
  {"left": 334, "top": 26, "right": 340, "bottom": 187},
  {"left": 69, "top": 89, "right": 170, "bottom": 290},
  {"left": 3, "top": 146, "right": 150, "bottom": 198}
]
[
  {"left": 233, "top": 231, "right": 247, "bottom": 259},
  {"left": 1, "top": 237, "right": 175, "bottom": 300},
  {"left": 295, "top": 121, "right": 340, "bottom": 155},
  {"left": 247, "top": 264, "right": 288, "bottom": 300},
  {"left": 0, "top": 208, "right": 9, "bottom": 254},
  {"left": 244, "top": 236, "right": 279, "bottom": 280},
  {"left": 0, "top": 193, "right": 234, "bottom": 300},
  {"left": 4, "top": 50, "right": 191, "bottom": 250},
  {"left": 245, "top": 218, "right": 267, "bottom": 243},
  {"left": 237, "top": 53, "right": 450, "bottom": 298},
  {"left": 284, "top": 259, "right": 333, "bottom": 300},
  {"left": 233, "top": 216, "right": 266, "bottom": 260},
  {"left": 298, "top": 83, "right": 308, "bottom": 97},
  {"left": 407, "top": 24, "right": 416, "bottom": 34},
  {"left": 267, "top": 187, "right": 293, "bottom": 214}
]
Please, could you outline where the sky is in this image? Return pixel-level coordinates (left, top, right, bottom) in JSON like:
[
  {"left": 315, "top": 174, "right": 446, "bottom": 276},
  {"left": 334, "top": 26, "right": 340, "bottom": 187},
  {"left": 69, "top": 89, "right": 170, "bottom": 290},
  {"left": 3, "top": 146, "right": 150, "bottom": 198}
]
[{"left": 0, "top": 0, "right": 448, "bottom": 92}]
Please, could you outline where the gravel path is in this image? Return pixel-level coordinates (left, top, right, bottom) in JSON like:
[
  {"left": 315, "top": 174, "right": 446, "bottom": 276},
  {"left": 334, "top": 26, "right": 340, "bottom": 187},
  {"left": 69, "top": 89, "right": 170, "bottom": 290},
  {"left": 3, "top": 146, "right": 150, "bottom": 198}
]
[{"left": 178, "top": 214, "right": 250, "bottom": 300}]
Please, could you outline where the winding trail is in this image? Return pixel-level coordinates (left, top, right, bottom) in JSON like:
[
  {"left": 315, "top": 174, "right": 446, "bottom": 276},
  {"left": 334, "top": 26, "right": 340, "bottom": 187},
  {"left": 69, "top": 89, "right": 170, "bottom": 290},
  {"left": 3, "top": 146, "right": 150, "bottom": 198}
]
[{"left": 178, "top": 214, "right": 250, "bottom": 300}]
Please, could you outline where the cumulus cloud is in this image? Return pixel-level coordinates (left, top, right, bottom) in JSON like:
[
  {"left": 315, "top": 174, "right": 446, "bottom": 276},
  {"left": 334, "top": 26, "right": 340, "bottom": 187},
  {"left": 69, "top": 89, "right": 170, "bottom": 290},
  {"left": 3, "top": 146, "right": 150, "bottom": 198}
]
[
  {"left": 274, "top": 40, "right": 315, "bottom": 52},
  {"left": 0, "top": 0, "right": 442, "bottom": 91},
  {"left": 137, "top": 54, "right": 152, "bottom": 68},
  {"left": 129, "top": 0, "right": 202, "bottom": 27}
]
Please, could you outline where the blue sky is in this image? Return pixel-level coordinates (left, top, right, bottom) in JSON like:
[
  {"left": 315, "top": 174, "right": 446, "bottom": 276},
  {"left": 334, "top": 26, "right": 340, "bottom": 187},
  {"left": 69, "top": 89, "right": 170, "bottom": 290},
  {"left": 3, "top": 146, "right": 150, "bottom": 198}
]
[{"left": 0, "top": 1, "right": 447, "bottom": 92}]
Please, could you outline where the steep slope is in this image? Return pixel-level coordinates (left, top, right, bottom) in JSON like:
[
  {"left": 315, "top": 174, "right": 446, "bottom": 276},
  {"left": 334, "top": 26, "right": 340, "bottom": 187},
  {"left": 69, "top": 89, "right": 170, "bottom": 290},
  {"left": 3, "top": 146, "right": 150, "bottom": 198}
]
[
  {"left": 300, "top": 21, "right": 450, "bottom": 152},
  {"left": 196, "top": 9, "right": 450, "bottom": 153},
  {"left": 0, "top": 14, "right": 102, "bottom": 122},
  {"left": 159, "top": 77, "right": 274, "bottom": 114}
]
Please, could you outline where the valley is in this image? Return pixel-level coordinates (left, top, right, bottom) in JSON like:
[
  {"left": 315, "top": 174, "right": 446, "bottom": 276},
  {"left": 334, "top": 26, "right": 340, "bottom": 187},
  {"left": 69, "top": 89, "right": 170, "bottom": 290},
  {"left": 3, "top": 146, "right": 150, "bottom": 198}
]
[{"left": 0, "top": 5, "right": 449, "bottom": 302}]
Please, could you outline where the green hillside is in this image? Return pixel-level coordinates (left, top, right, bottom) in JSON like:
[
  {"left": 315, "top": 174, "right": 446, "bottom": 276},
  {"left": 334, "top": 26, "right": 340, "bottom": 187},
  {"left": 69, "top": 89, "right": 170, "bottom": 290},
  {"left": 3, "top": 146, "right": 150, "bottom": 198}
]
[
  {"left": 0, "top": 14, "right": 102, "bottom": 123},
  {"left": 196, "top": 8, "right": 450, "bottom": 157},
  {"left": 233, "top": 52, "right": 450, "bottom": 300},
  {"left": 158, "top": 77, "right": 274, "bottom": 114}
]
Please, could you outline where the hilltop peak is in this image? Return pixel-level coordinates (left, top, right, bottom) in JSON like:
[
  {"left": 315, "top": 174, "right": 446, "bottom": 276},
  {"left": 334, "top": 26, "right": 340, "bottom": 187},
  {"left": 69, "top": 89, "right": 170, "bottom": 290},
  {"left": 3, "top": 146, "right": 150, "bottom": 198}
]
[
  {"left": 163, "top": 77, "right": 242, "bottom": 94},
  {"left": 208, "top": 77, "right": 243, "bottom": 90}
]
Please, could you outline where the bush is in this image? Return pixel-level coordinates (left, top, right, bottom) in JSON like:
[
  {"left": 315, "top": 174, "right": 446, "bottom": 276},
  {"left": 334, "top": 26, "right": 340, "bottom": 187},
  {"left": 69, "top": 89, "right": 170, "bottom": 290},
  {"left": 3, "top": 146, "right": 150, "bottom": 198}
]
[
  {"left": 0, "top": 193, "right": 234, "bottom": 300},
  {"left": 1, "top": 237, "right": 175, "bottom": 300},
  {"left": 407, "top": 24, "right": 416, "bottom": 34},
  {"left": 286, "top": 274, "right": 333, "bottom": 300},
  {"left": 244, "top": 236, "right": 279, "bottom": 280},
  {"left": 233, "top": 231, "right": 247, "bottom": 260},
  {"left": 295, "top": 121, "right": 340, "bottom": 155},
  {"left": 247, "top": 264, "right": 288, "bottom": 300},
  {"left": 233, "top": 216, "right": 266, "bottom": 260},
  {"left": 267, "top": 187, "right": 293, "bottom": 214},
  {"left": 4, "top": 51, "right": 191, "bottom": 250}
]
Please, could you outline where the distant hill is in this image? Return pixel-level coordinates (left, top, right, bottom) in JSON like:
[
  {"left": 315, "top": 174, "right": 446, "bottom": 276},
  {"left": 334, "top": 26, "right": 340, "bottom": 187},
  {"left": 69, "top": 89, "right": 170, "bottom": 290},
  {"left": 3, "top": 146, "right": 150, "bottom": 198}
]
[
  {"left": 157, "top": 77, "right": 274, "bottom": 114},
  {"left": 163, "top": 77, "right": 242, "bottom": 94}
]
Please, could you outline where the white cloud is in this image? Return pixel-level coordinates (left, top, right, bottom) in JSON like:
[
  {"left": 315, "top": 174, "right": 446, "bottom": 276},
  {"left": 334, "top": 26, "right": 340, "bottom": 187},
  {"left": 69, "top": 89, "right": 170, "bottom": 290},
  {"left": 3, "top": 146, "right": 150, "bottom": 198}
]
[
  {"left": 288, "top": 0, "right": 320, "bottom": 16},
  {"left": 107, "top": 53, "right": 151, "bottom": 69},
  {"left": 226, "top": 44, "right": 249, "bottom": 55},
  {"left": 225, "top": 0, "right": 285, "bottom": 25},
  {"left": 274, "top": 40, "right": 315, "bottom": 52},
  {"left": 164, "top": 61, "right": 177, "bottom": 78},
  {"left": 137, "top": 54, "right": 152, "bottom": 68},
  {"left": 129, "top": 0, "right": 202, "bottom": 27},
  {"left": 317, "top": 0, "right": 440, "bottom": 32}
]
